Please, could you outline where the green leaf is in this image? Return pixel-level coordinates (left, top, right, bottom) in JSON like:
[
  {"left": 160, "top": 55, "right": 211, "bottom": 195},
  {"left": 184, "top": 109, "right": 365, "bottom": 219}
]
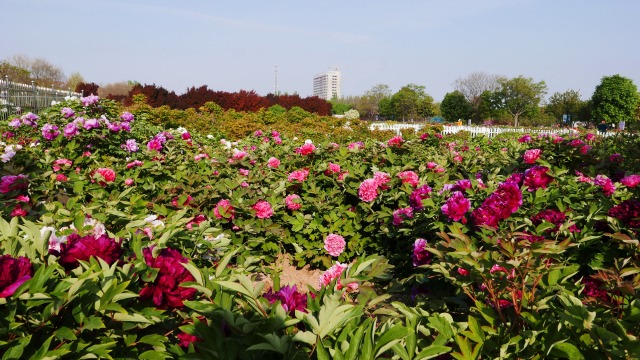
[
  {"left": 415, "top": 345, "right": 452, "bottom": 360},
  {"left": 549, "top": 341, "right": 585, "bottom": 359},
  {"left": 2, "top": 335, "right": 31, "bottom": 360},
  {"left": 374, "top": 323, "right": 409, "bottom": 357}
]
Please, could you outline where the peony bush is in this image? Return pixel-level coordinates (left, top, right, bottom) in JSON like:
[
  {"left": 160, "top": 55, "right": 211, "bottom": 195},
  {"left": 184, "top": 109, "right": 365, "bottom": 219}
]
[{"left": 0, "top": 96, "right": 639, "bottom": 358}]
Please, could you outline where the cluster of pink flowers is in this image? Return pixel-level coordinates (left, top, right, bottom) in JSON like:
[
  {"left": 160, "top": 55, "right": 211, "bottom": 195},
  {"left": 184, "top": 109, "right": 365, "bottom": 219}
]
[
  {"left": 52, "top": 158, "right": 72, "bottom": 172},
  {"left": 252, "top": 200, "right": 273, "bottom": 219},
  {"left": 531, "top": 209, "right": 579, "bottom": 233},
  {"left": 397, "top": 171, "right": 419, "bottom": 187},
  {"left": 318, "top": 263, "right": 358, "bottom": 292},
  {"left": 427, "top": 162, "right": 445, "bottom": 173},
  {"left": 295, "top": 141, "right": 316, "bottom": 156},
  {"left": 441, "top": 191, "right": 471, "bottom": 222},
  {"left": 194, "top": 153, "right": 209, "bottom": 161},
  {"left": 213, "top": 199, "right": 235, "bottom": 221},
  {"left": 392, "top": 207, "right": 414, "bottom": 226},
  {"left": 231, "top": 149, "right": 248, "bottom": 162},
  {"left": 287, "top": 169, "right": 310, "bottom": 182},
  {"left": 93, "top": 168, "right": 116, "bottom": 186},
  {"left": 621, "top": 175, "right": 640, "bottom": 188},
  {"left": 8, "top": 113, "right": 39, "bottom": 128},
  {"left": 471, "top": 181, "right": 522, "bottom": 228},
  {"left": 267, "top": 157, "right": 280, "bottom": 168},
  {"left": 0, "top": 174, "right": 28, "bottom": 194},
  {"left": 387, "top": 136, "right": 404, "bottom": 147},
  {"left": 523, "top": 166, "right": 553, "bottom": 191},
  {"left": 581, "top": 277, "right": 610, "bottom": 302},
  {"left": 593, "top": 175, "right": 616, "bottom": 196},
  {"left": 285, "top": 194, "right": 302, "bottom": 210},
  {"left": 147, "top": 132, "right": 174, "bottom": 152},
  {"left": 324, "top": 234, "right": 346, "bottom": 257},
  {"left": 81, "top": 94, "right": 100, "bottom": 106},
  {"left": 41, "top": 123, "right": 60, "bottom": 141},
  {"left": 523, "top": 149, "right": 542, "bottom": 164},
  {"left": 412, "top": 238, "right": 432, "bottom": 266}
]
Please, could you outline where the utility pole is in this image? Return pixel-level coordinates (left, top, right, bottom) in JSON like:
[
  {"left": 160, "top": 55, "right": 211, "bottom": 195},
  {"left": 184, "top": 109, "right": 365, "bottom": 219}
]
[{"left": 274, "top": 65, "right": 278, "bottom": 95}]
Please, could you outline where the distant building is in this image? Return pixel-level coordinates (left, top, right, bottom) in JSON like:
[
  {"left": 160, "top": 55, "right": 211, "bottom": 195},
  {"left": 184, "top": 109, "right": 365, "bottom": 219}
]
[{"left": 313, "top": 67, "right": 341, "bottom": 100}]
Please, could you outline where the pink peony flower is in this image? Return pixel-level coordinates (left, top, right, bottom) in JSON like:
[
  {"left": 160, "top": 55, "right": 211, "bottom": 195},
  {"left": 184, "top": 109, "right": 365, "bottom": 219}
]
[
  {"left": 81, "top": 94, "right": 99, "bottom": 106},
  {"left": 41, "top": 124, "right": 60, "bottom": 141},
  {"left": 147, "top": 139, "right": 163, "bottom": 152},
  {"left": 285, "top": 194, "right": 302, "bottom": 210},
  {"left": 457, "top": 267, "right": 470, "bottom": 276},
  {"left": 55, "top": 173, "right": 68, "bottom": 182},
  {"left": 0, "top": 255, "right": 33, "bottom": 298},
  {"left": 239, "top": 168, "right": 249, "bottom": 176},
  {"left": 51, "top": 233, "right": 123, "bottom": 271},
  {"left": 325, "top": 162, "right": 341, "bottom": 175},
  {"left": 267, "top": 157, "right": 280, "bottom": 168},
  {"left": 10, "top": 204, "right": 27, "bottom": 217},
  {"left": 213, "top": 199, "right": 235, "bottom": 220},
  {"left": 124, "top": 178, "right": 134, "bottom": 186},
  {"left": 126, "top": 160, "right": 144, "bottom": 169},
  {"left": 252, "top": 200, "right": 273, "bottom": 219},
  {"left": 518, "top": 134, "right": 532, "bottom": 143},
  {"left": 397, "top": 171, "right": 419, "bottom": 187},
  {"left": 94, "top": 168, "right": 116, "bottom": 185},
  {"left": 295, "top": 142, "right": 316, "bottom": 156},
  {"left": 288, "top": 169, "right": 309, "bottom": 182},
  {"left": 318, "top": 262, "right": 347, "bottom": 287},
  {"left": 594, "top": 175, "right": 615, "bottom": 196},
  {"left": 324, "top": 234, "right": 346, "bottom": 257},
  {"left": 121, "top": 139, "right": 139, "bottom": 152},
  {"left": 120, "top": 112, "right": 134, "bottom": 122},
  {"left": 358, "top": 178, "right": 379, "bottom": 202},
  {"left": 523, "top": 149, "right": 542, "bottom": 164},
  {"left": 585, "top": 133, "right": 596, "bottom": 141},
  {"left": 409, "top": 185, "right": 432, "bottom": 210},
  {"left": 373, "top": 172, "right": 391, "bottom": 188},
  {"left": 441, "top": 191, "right": 470, "bottom": 222},
  {"left": 392, "top": 207, "right": 414, "bottom": 226},
  {"left": 263, "top": 284, "right": 308, "bottom": 316},
  {"left": 61, "top": 107, "right": 75, "bottom": 118},
  {"left": 0, "top": 174, "right": 28, "bottom": 194}
]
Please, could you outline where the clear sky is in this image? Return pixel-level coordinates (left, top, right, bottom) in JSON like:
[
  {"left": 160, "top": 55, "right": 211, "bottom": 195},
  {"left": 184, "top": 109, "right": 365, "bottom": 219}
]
[{"left": 2, "top": 0, "right": 639, "bottom": 102}]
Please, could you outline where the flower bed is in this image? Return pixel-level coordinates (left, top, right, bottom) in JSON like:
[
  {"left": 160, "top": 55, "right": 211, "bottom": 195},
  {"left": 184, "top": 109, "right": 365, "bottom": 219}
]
[{"left": 0, "top": 97, "right": 639, "bottom": 358}]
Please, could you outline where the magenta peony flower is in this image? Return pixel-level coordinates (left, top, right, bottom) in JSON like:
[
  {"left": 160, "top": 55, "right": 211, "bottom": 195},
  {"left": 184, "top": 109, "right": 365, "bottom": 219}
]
[
  {"left": 621, "top": 175, "right": 640, "bottom": 188},
  {"left": 94, "top": 168, "right": 116, "bottom": 184},
  {"left": 252, "top": 200, "right": 273, "bottom": 219},
  {"left": 531, "top": 209, "right": 579, "bottom": 233},
  {"left": 263, "top": 285, "right": 308, "bottom": 315},
  {"left": 457, "top": 267, "right": 470, "bottom": 276},
  {"left": 581, "top": 277, "right": 610, "bottom": 302},
  {"left": 238, "top": 168, "right": 249, "bottom": 176},
  {"left": 325, "top": 162, "right": 341, "bottom": 175},
  {"left": 409, "top": 185, "right": 432, "bottom": 211},
  {"left": 285, "top": 194, "right": 302, "bottom": 210},
  {"left": 63, "top": 123, "right": 79, "bottom": 138},
  {"left": 0, "top": 174, "right": 28, "bottom": 194},
  {"left": 518, "top": 134, "right": 532, "bottom": 143},
  {"left": 288, "top": 169, "right": 309, "bottom": 182},
  {"left": 324, "top": 234, "right": 346, "bottom": 257},
  {"left": 412, "top": 238, "right": 432, "bottom": 266},
  {"left": 358, "top": 178, "right": 379, "bottom": 202},
  {"left": 55, "top": 173, "right": 68, "bottom": 182},
  {"left": 392, "top": 207, "right": 414, "bottom": 226},
  {"left": 121, "top": 139, "right": 139, "bottom": 152},
  {"left": 52, "top": 233, "right": 123, "bottom": 270},
  {"left": 181, "top": 132, "right": 191, "bottom": 141},
  {"left": 126, "top": 160, "right": 144, "bottom": 169},
  {"left": 147, "top": 139, "right": 163, "bottom": 152},
  {"left": 387, "top": 136, "right": 404, "bottom": 147},
  {"left": 318, "top": 262, "right": 347, "bottom": 287},
  {"left": 120, "top": 111, "right": 134, "bottom": 122},
  {"left": 593, "top": 175, "right": 616, "bottom": 196},
  {"left": 8, "top": 118, "right": 22, "bottom": 128},
  {"left": 267, "top": 157, "right": 280, "bottom": 168},
  {"left": 61, "top": 107, "right": 75, "bottom": 118},
  {"left": 83, "top": 118, "right": 100, "bottom": 130},
  {"left": 81, "top": 94, "right": 100, "bottom": 106},
  {"left": 585, "top": 133, "right": 596, "bottom": 141},
  {"left": 213, "top": 199, "right": 235, "bottom": 220},
  {"left": 139, "top": 247, "right": 197, "bottom": 308},
  {"left": 471, "top": 181, "right": 522, "bottom": 228},
  {"left": 523, "top": 166, "right": 553, "bottom": 191},
  {"left": 232, "top": 150, "right": 248, "bottom": 161},
  {"left": 0, "top": 255, "right": 33, "bottom": 298},
  {"left": 441, "top": 191, "right": 470, "bottom": 221},
  {"left": 397, "top": 171, "right": 419, "bottom": 187},
  {"left": 107, "top": 122, "right": 121, "bottom": 132},
  {"left": 608, "top": 199, "right": 640, "bottom": 228},
  {"left": 124, "top": 178, "right": 134, "bottom": 186},
  {"left": 348, "top": 141, "right": 365, "bottom": 150},
  {"left": 41, "top": 124, "right": 60, "bottom": 141},
  {"left": 177, "top": 331, "right": 202, "bottom": 349},
  {"left": 523, "top": 149, "right": 542, "bottom": 164}
]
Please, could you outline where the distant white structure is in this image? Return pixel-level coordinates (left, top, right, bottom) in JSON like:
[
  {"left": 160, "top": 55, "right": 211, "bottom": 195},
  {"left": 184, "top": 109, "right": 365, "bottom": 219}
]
[{"left": 313, "top": 67, "right": 341, "bottom": 100}]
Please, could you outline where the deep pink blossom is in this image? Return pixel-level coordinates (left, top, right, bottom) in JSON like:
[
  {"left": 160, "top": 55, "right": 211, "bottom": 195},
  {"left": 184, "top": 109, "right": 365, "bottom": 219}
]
[
  {"left": 523, "top": 149, "right": 542, "bottom": 164},
  {"left": 457, "top": 267, "right": 470, "bottom": 276},
  {"left": 358, "top": 178, "right": 379, "bottom": 202},
  {"left": 51, "top": 233, "right": 123, "bottom": 270},
  {"left": 325, "top": 162, "right": 341, "bottom": 175},
  {"left": 621, "top": 175, "right": 640, "bottom": 188},
  {"left": 139, "top": 247, "right": 197, "bottom": 308},
  {"left": 120, "top": 112, "right": 134, "bottom": 122},
  {"left": 266, "top": 157, "right": 280, "bottom": 168},
  {"left": 594, "top": 175, "right": 616, "bottom": 196},
  {"left": 94, "top": 168, "right": 116, "bottom": 184},
  {"left": 263, "top": 285, "right": 308, "bottom": 315},
  {"left": 214, "top": 199, "right": 235, "bottom": 220},
  {"left": 41, "top": 124, "right": 60, "bottom": 140},
  {"left": 295, "top": 142, "right": 316, "bottom": 156},
  {"left": 63, "top": 123, "right": 78, "bottom": 138},
  {"left": 124, "top": 178, "right": 134, "bottom": 186},
  {"left": 121, "top": 139, "right": 139, "bottom": 152},
  {"left": 288, "top": 169, "right": 309, "bottom": 182},
  {"left": 0, "top": 174, "right": 28, "bottom": 194},
  {"left": 387, "top": 136, "right": 404, "bottom": 147},
  {"left": 397, "top": 171, "right": 419, "bottom": 187},
  {"left": 318, "top": 262, "right": 347, "bottom": 287},
  {"left": 392, "top": 207, "right": 414, "bottom": 225},
  {"left": 441, "top": 191, "right": 470, "bottom": 221},
  {"left": 518, "top": 134, "right": 532, "bottom": 143},
  {"left": 253, "top": 200, "right": 273, "bottom": 219},
  {"left": 126, "top": 160, "right": 144, "bottom": 169},
  {"left": 83, "top": 118, "right": 100, "bottom": 130},
  {"left": 412, "top": 238, "right": 432, "bottom": 266},
  {"left": 373, "top": 172, "right": 391, "bottom": 188},
  {"left": 523, "top": 166, "right": 553, "bottom": 191},
  {"left": 81, "top": 94, "right": 99, "bottom": 106},
  {"left": 61, "top": 107, "right": 75, "bottom": 118},
  {"left": 409, "top": 185, "right": 432, "bottom": 210},
  {"left": 324, "top": 234, "right": 346, "bottom": 257},
  {"left": 0, "top": 255, "right": 32, "bottom": 298},
  {"left": 608, "top": 199, "right": 640, "bottom": 228},
  {"left": 285, "top": 194, "right": 302, "bottom": 210}
]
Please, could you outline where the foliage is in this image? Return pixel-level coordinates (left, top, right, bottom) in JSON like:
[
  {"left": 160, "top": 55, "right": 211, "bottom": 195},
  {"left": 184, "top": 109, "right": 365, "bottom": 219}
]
[
  {"left": 1, "top": 96, "right": 640, "bottom": 358},
  {"left": 591, "top": 74, "right": 640, "bottom": 124},
  {"left": 491, "top": 76, "right": 548, "bottom": 127},
  {"left": 440, "top": 91, "right": 473, "bottom": 122}
]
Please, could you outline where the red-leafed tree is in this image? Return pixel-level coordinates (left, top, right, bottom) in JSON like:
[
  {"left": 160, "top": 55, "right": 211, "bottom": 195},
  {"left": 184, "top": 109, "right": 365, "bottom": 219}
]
[{"left": 75, "top": 82, "right": 100, "bottom": 96}]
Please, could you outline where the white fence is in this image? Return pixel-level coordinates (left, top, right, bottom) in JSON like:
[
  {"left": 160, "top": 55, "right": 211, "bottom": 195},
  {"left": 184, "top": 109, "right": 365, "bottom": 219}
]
[
  {"left": 368, "top": 123, "right": 622, "bottom": 137},
  {"left": 0, "top": 76, "right": 83, "bottom": 120}
]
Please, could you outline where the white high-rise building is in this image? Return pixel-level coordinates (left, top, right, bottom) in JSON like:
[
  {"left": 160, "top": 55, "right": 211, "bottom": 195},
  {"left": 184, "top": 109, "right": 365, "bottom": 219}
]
[{"left": 313, "top": 67, "right": 341, "bottom": 100}]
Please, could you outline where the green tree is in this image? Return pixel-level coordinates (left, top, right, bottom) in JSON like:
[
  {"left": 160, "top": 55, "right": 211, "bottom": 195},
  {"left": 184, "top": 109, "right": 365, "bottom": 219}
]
[
  {"left": 546, "top": 89, "right": 584, "bottom": 124},
  {"left": 358, "top": 84, "right": 391, "bottom": 120},
  {"left": 492, "top": 76, "right": 547, "bottom": 127},
  {"left": 453, "top": 72, "right": 501, "bottom": 122},
  {"left": 440, "top": 91, "right": 473, "bottom": 122},
  {"left": 389, "top": 84, "right": 435, "bottom": 121},
  {"left": 287, "top": 106, "right": 311, "bottom": 123},
  {"left": 330, "top": 99, "right": 352, "bottom": 115},
  {"left": 591, "top": 74, "right": 639, "bottom": 124},
  {"left": 0, "top": 61, "right": 30, "bottom": 83},
  {"left": 65, "top": 72, "right": 85, "bottom": 92}
]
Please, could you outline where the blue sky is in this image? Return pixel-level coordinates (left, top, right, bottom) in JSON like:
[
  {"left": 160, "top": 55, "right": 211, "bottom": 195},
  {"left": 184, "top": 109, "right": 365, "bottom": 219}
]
[{"left": 2, "top": 0, "right": 639, "bottom": 102}]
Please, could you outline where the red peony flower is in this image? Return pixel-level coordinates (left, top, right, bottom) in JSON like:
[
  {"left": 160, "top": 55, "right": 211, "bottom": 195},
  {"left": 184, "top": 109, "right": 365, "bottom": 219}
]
[
  {"left": 139, "top": 247, "right": 197, "bottom": 309},
  {"left": 523, "top": 166, "right": 553, "bottom": 191},
  {"left": 0, "top": 255, "right": 33, "bottom": 298},
  {"left": 52, "top": 233, "right": 123, "bottom": 270},
  {"left": 441, "top": 191, "right": 470, "bottom": 222}
]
